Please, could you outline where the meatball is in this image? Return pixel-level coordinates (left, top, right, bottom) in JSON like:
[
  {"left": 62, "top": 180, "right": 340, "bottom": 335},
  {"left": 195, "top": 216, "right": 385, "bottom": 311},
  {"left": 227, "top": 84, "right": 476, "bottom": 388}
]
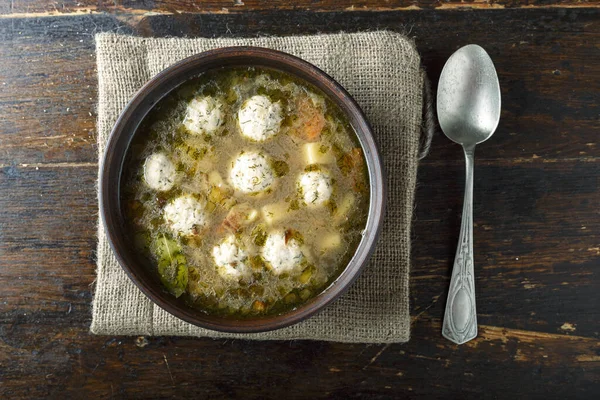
[
  {"left": 163, "top": 195, "right": 207, "bottom": 236},
  {"left": 238, "top": 95, "right": 282, "bottom": 141},
  {"left": 230, "top": 151, "right": 275, "bottom": 194},
  {"left": 261, "top": 230, "right": 304, "bottom": 276},
  {"left": 143, "top": 152, "right": 176, "bottom": 192},
  {"left": 183, "top": 96, "right": 224, "bottom": 135},
  {"left": 212, "top": 235, "right": 251, "bottom": 281},
  {"left": 297, "top": 169, "right": 333, "bottom": 206}
]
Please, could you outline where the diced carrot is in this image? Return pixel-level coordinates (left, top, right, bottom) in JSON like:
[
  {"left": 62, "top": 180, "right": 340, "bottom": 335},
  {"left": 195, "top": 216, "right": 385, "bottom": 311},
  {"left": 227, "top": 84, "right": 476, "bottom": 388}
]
[
  {"left": 252, "top": 300, "right": 266, "bottom": 312},
  {"left": 302, "top": 112, "right": 325, "bottom": 141},
  {"left": 339, "top": 148, "right": 363, "bottom": 174},
  {"left": 338, "top": 148, "right": 367, "bottom": 192},
  {"left": 293, "top": 96, "right": 325, "bottom": 142}
]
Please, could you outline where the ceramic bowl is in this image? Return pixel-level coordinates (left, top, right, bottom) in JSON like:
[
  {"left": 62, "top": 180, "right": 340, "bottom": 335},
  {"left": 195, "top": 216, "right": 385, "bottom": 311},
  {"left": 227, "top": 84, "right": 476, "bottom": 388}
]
[{"left": 100, "top": 47, "right": 386, "bottom": 333}]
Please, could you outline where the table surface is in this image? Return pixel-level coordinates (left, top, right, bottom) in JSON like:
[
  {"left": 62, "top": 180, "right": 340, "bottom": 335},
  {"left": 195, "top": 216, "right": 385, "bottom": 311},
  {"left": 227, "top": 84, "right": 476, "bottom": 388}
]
[{"left": 1, "top": 1, "right": 599, "bottom": 398}]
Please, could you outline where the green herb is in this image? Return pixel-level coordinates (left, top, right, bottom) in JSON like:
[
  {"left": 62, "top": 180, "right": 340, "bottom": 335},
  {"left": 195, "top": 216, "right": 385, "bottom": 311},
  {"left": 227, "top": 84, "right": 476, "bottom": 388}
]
[
  {"left": 150, "top": 217, "right": 163, "bottom": 229},
  {"left": 226, "top": 89, "right": 238, "bottom": 104},
  {"left": 248, "top": 255, "right": 267, "bottom": 271},
  {"left": 257, "top": 87, "right": 268, "bottom": 96},
  {"left": 271, "top": 159, "right": 289, "bottom": 177},
  {"left": 251, "top": 225, "right": 267, "bottom": 247},
  {"left": 326, "top": 199, "right": 337, "bottom": 215},
  {"left": 202, "top": 85, "right": 218, "bottom": 97},
  {"left": 176, "top": 162, "right": 186, "bottom": 173},
  {"left": 288, "top": 199, "right": 300, "bottom": 211},
  {"left": 192, "top": 147, "right": 207, "bottom": 160}
]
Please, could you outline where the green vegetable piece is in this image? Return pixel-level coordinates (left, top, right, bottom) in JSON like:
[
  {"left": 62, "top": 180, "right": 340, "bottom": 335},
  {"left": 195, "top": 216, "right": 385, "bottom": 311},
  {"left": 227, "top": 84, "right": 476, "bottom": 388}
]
[
  {"left": 271, "top": 159, "right": 289, "bottom": 177},
  {"left": 304, "top": 164, "right": 320, "bottom": 172},
  {"left": 326, "top": 199, "right": 337, "bottom": 215},
  {"left": 248, "top": 255, "right": 266, "bottom": 272},
  {"left": 153, "top": 235, "right": 189, "bottom": 298},
  {"left": 240, "top": 306, "right": 251, "bottom": 316},
  {"left": 249, "top": 284, "right": 265, "bottom": 296},
  {"left": 288, "top": 199, "right": 300, "bottom": 211},
  {"left": 150, "top": 217, "right": 163, "bottom": 229},
  {"left": 202, "top": 85, "right": 218, "bottom": 97},
  {"left": 208, "top": 186, "right": 227, "bottom": 205},
  {"left": 284, "top": 293, "right": 298, "bottom": 304},
  {"left": 251, "top": 225, "right": 267, "bottom": 247},
  {"left": 298, "top": 268, "right": 312, "bottom": 284},
  {"left": 299, "top": 288, "right": 312, "bottom": 300},
  {"left": 226, "top": 89, "right": 238, "bottom": 104}
]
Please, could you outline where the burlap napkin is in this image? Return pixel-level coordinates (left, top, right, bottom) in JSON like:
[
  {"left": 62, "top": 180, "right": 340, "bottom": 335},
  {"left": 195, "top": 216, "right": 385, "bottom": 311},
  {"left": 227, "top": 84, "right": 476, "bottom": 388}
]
[{"left": 92, "top": 31, "right": 425, "bottom": 343}]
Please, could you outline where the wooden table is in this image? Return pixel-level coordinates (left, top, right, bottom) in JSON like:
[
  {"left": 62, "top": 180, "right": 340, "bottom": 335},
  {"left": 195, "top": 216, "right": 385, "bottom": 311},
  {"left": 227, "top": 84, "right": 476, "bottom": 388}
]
[{"left": 1, "top": 1, "right": 599, "bottom": 398}]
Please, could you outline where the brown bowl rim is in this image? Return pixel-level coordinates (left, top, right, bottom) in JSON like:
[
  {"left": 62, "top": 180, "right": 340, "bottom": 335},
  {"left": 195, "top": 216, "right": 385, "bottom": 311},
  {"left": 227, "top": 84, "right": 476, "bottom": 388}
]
[{"left": 100, "top": 46, "right": 386, "bottom": 333}]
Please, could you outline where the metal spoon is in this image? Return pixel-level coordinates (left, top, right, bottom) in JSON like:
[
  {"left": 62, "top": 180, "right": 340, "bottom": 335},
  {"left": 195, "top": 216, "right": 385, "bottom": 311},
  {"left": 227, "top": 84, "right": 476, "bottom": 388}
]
[{"left": 437, "top": 44, "right": 501, "bottom": 345}]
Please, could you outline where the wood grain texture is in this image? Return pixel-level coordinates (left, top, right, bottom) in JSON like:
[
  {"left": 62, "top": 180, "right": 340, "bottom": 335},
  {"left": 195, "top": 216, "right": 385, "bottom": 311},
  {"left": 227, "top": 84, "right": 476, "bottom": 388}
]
[
  {"left": 1, "top": 0, "right": 598, "bottom": 17},
  {"left": 0, "top": 6, "right": 599, "bottom": 399}
]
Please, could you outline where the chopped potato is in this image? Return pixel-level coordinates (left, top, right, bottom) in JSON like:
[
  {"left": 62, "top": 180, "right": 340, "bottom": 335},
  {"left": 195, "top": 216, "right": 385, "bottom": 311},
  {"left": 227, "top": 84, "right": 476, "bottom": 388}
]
[
  {"left": 196, "top": 154, "right": 218, "bottom": 172},
  {"left": 318, "top": 232, "right": 341, "bottom": 253},
  {"left": 303, "top": 142, "right": 335, "bottom": 165},
  {"left": 298, "top": 269, "right": 312, "bottom": 284},
  {"left": 333, "top": 193, "right": 355, "bottom": 225},
  {"left": 208, "top": 170, "right": 226, "bottom": 188},
  {"left": 261, "top": 202, "right": 294, "bottom": 225}
]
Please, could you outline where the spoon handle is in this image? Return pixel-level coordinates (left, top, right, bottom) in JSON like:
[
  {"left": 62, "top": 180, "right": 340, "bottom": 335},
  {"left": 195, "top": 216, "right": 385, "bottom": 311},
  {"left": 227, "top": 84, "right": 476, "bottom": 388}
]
[{"left": 442, "top": 145, "right": 478, "bottom": 345}]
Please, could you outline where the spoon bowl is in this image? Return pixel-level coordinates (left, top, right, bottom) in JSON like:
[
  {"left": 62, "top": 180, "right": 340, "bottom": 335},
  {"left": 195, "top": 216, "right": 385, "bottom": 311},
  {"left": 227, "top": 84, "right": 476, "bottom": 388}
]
[
  {"left": 437, "top": 44, "right": 501, "bottom": 345},
  {"left": 437, "top": 44, "right": 501, "bottom": 147}
]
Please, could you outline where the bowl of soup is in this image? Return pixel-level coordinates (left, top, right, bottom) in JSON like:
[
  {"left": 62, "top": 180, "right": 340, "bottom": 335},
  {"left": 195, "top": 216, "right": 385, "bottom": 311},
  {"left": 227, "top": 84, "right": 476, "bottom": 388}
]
[{"left": 100, "top": 47, "right": 385, "bottom": 333}]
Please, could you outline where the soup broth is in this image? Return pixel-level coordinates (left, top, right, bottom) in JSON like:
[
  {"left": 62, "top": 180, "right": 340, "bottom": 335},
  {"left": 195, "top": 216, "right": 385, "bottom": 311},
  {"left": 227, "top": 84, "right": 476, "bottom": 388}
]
[{"left": 121, "top": 67, "right": 369, "bottom": 317}]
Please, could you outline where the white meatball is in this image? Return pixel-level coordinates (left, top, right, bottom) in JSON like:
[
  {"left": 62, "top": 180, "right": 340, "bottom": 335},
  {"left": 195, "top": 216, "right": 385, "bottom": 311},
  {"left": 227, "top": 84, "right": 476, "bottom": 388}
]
[
  {"left": 163, "top": 195, "right": 207, "bottom": 236},
  {"left": 183, "top": 96, "right": 224, "bottom": 135},
  {"left": 143, "top": 153, "right": 176, "bottom": 192},
  {"left": 212, "top": 235, "right": 251, "bottom": 281},
  {"left": 298, "top": 170, "right": 333, "bottom": 206},
  {"left": 230, "top": 151, "right": 275, "bottom": 194},
  {"left": 238, "top": 95, "right": 282, "bottom": 141},
  {"left": 261, "top": 231, "right": 304, "bottom": 276}
]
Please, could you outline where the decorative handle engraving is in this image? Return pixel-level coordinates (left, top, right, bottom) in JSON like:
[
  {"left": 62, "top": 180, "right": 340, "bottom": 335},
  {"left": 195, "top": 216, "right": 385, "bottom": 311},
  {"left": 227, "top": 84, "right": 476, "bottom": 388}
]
[{"left": 442, "top": 146, "right": 478, "bottom": 345}]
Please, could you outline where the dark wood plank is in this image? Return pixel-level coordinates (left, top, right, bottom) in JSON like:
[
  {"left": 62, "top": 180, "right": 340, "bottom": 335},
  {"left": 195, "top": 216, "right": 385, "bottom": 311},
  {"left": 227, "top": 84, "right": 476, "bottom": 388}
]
[
  {"left": 2, "top": 0, "right": 598, "bottom": 16},
  {"left": 0, "top": 15, "right": 131, "bottom": 165},
  {"left": 2, "top": 321, "right": 599, "bottom": 398}
]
